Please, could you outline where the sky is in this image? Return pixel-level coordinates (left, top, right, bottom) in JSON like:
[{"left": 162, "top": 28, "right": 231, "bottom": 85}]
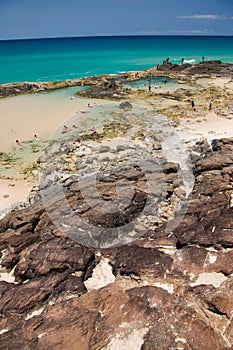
[{"left": 0, "top": 0, "right": 232, "bottom": 40}]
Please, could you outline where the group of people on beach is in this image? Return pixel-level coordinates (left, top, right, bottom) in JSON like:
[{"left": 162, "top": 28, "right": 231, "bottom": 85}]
[
  {"left": 16, "top": 123, "right": 97, "bottom": 146},
  {"left": 15, "top": 134, "right": 40, "bottom": 146},
  {"left": 62, "top": 124, "right": 96, "bottom": 134},
  {"left": 15, "top": 102, "right": 97, "bottom": 146},
  {"left": 161, "top": 56, "right": 206, "bottom": 66},
  {"left": 147, "top": 78, "right": 167, "bottom": 92}
]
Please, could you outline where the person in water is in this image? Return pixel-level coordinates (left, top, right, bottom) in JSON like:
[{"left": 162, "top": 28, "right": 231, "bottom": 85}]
[
  {"left": 90, "top": 127, "right": 96, "bottom": 134},
  {"left": 34, "top": 134, "right": 40, "bottom": 141},
  {"left": 62, "top": 125, "right": 68, "bottom": 133}
]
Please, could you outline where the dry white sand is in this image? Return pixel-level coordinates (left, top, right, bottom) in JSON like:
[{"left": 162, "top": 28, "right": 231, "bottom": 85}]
[
  {"left": 0, "top": 179, "right": 34, "bottom": 212},
  {"left": 179, "top": 110, "right": 233, "bottom": 144}
]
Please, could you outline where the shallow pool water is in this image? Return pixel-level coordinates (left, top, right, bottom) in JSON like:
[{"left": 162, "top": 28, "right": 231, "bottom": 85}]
[{"left": 124, "top": 76, "right": 196, "bottom": 93}]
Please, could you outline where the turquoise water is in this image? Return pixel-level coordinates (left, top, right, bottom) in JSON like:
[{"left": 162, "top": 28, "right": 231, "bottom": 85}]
[{"left": 0, "top": 36, "right": 232, "bottom": 84}]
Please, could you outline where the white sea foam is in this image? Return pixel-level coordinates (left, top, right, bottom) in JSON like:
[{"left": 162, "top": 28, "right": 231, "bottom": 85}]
[{"left": 183, "top": 59, "right": 196, "bottom": 64}]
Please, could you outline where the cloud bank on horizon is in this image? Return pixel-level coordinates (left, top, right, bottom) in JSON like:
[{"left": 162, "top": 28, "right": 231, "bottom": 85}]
[
  {"left": 0, "top": 0, "right": 232, "bottom": 39},
  {"left": 176, "top": 15, "right": 229, "bottom": 20}
]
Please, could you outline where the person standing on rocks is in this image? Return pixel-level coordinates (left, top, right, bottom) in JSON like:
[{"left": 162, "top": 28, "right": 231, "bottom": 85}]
[{"left": 191, "top": 100, "right": 195, "bottom": 109}]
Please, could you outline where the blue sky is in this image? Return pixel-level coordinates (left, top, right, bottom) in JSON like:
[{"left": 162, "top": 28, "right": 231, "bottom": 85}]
[{"left": 0, "top": 0, "right": 232, "bottom": 39}]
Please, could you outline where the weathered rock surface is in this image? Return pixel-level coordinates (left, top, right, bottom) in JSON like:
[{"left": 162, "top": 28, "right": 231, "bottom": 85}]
[
  {"left": 119, "top": 101, "right": 133, "bottom": 110},
  {"left": 0, "top": 80, "right": 83, "bottom": 98},
  {"left": 76, "top": 79, "right": 128, "bottom": 100},
  {"left": 156, "top": 60, "right": 233, "bottom": 79},
  {"left": 0, "top": 138, "right": 233, "bottom": 349}
]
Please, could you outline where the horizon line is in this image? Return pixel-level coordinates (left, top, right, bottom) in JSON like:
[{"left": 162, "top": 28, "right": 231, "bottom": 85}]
[{"left": 0, "top": 33, "right": 233, "bottom": 42}]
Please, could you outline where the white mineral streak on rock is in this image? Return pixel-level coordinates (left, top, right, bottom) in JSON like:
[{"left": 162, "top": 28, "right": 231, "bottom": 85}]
[
  {"left": 84, "top": 257, "right": 115, "bottom": 291},
  {"left": 0, "top": 252, "right": 17, "bottom": 283},
  {"left": 0, "top": 271, "right": 16, "bottom": 283},
  {"left": 208, "top": 252, "right": 217, "bottom": 264},
  {"left": 103, "top": 326, "right": 148, "bottom": 350},
  {"left": 191, "top": 272, "right": 227, "bottom": 288},
  {"left": 152, "top": 281, "right": 174, "bottom": 294},
  {"left": 157, "top": 246, "right": 177, "bottom": 255},
  {"left": 38, "top": 332, "right": 48, "bottom": 339},
  {"left": 230, "top": 192, "right": 233, "bottom": 207},
  {"left": 25, "top": 307, "right": 45, "bottom": 320},
  {"left": 174, "top": 337, "right": 188, "bottom": 350}
]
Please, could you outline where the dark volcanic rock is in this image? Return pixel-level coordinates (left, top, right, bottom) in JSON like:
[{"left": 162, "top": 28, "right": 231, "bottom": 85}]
[
  {"left": 76, "top": 79, "right": 128, "bottom": 99},
  {"left": 172, "top": 138, "right": 233, "bottom": 248},
  {"left": 0, "top": 138, "right": 233, "bottom": 349},
  {"left": 119, "top": 101, "right": 133, "bottom": 110},
  {"left": 0, "top": 80, "right": 83, "bottom": 98},
  {"left": 107, "top": 245, "right": 173, "bottom": 277},
  {"left": 158, "top": 60, "right": 233, "bottom": 77}
]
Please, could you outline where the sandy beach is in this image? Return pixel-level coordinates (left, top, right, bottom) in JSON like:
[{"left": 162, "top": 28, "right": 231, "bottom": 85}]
[
  {"left": 0, "top": 88, "right": 113, "bottom": 211},
  {"left": 0, "top": 88, "right": 106, "bottom": 152},
  {"left": 0, "top": 75, "right": 232, "bottom": 212}
]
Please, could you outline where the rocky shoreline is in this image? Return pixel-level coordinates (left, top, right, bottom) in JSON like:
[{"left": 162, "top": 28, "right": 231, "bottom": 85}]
[
  {"left": 0, "top": 136, "right": 233, "bottom": 349},
  {"left": 0, "top": 61, "right": 233, "bottom": 349},
  {"left": 0, "top": 60, "right": 233, "bottom": 99}
]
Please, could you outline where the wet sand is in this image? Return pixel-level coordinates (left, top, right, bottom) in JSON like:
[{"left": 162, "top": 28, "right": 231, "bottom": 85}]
[{"left": 0, "top": 179, "right": 34, "bottom": 213}]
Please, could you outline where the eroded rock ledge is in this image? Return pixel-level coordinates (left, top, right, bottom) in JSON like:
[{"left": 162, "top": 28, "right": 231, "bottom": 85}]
[
  {"left": 0, "top": 138, "right": 233, "bottom": 349},
  {"left": 1, "top": 60, "right": 233, "bottom": 98}
]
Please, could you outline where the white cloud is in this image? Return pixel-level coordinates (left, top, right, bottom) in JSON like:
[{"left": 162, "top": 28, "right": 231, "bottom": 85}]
[
  {"left": 130, "top": 29, "right": 215, "bottom": 35},
  {"left": 176, "top": 15, "right": 225, "bottom": 20}
]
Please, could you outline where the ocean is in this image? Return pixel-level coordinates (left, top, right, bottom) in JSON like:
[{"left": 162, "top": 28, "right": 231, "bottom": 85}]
[{"left": 0, "top": 35, "right": 232, "bottom": 84}]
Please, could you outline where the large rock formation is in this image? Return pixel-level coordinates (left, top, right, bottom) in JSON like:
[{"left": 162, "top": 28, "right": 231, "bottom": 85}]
[
  {"left": 76, "top": 79, "right": 128, "bottom": 100},
  {"left": 156, "top": 60, "right": 233, "bottom": 78},
  {"left": 0, "top": 138, "right": 233, "bottom": 349}
]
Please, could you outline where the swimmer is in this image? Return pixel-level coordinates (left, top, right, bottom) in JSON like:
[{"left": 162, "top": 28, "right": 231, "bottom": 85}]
[
  {"left": 34, "top": 134, "right": 40, "bottom": 141},
  {"left": 90, "top": 127, "right": 96, "bottom": 134},
  {"left": 62, "top": 125, "right": 68, "bottom": 133}
]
